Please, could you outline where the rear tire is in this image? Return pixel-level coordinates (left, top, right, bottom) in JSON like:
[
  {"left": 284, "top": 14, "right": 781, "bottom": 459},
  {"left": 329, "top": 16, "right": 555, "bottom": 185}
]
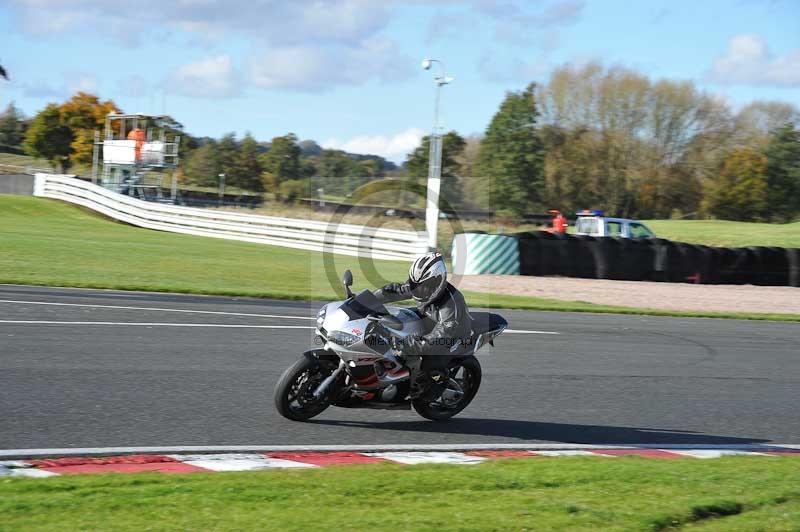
[
  {"left": 274, "top": 356, "right": 336, "bottom": 422},
  {"left": 412, "top": 356, "right": 482, "bottom": 421}
]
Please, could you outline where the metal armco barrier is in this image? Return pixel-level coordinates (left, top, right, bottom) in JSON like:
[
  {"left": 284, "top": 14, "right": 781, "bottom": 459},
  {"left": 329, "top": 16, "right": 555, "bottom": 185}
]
[
  {"left": 33, "top": 174, "right": 428, "bottom": 261},
  {"left": 513, "top": 230, "right": 799, "bottom": 287},
  {"left": 452, "top": 233, "right": 520, "bottom": 275}
]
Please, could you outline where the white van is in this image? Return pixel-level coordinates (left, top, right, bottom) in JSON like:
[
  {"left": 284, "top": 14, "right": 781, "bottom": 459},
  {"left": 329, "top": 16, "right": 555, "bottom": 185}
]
[{"left": 574, "top": 210, "right": 656, "bottom": 239}]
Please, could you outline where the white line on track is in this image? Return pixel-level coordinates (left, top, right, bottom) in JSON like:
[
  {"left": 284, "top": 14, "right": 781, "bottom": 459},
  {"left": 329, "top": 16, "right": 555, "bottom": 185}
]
[
  {"left": 0, "top": 300, "right": 560, "bottom": 334},
  {"left": 0, "top": 320, "right": 314, "bottom": 329},
  {"left": 0, "top": 299, "right": 315, "bottom": 320},
  {"left": 0, "top": 320, "right": 559, "bottom": 334}
]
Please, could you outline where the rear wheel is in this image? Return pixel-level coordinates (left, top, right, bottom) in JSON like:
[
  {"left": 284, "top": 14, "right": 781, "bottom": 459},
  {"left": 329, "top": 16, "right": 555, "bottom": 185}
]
[
  {"left": 274, "top": 356, "right": 336, "bottom": 421},
  {"left": 412, "top": 356, "right": 482, "bottom": 421}
]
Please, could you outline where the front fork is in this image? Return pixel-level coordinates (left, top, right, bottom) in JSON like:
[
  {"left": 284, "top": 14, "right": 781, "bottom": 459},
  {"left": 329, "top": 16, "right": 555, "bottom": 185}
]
[{"left": 312, "top": 358, "right": 346, "bottom": 400}]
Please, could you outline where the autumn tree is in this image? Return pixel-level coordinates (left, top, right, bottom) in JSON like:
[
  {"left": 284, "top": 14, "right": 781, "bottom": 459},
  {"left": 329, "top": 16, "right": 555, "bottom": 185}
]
[
  {"left": 764, "top": 124, "right": 800, "bottom": 221},
  {"left": 733, "top": 101, "right": 800, "bottom": 148},
  {"left": 536, "top": 62, "right": 736, "bottom": 217},
  {"left": 0, "top": 103, "right": 25, "bottom": 149},
  {"left": 703, "top": 148, "right": 769, "bottom": 221},
  {"left": 261, "top": 133, "right": 301, "bottom": 190},
  {"left": 24, "top": 104, "right": 73, "bottom": 172},
  {"left": 314, "top": 149, "right": 390, "bottom": 197},
  {"left": 233, "top": 133, "right": 264, "bottom": 191},
  {"left": 475, "top": 82, "right": 545, "bottom": 215},
  {"left": 59, "top": 92, "right": 120, "bottom": 167},
  {"left": 405, "top": 131, "right": 466, "bottom": 207},
  {"left": 182, "top": 141, "right": 222, "bottom": 187},
  {"left": 215, "top": 133, "right": 239, "bottom": 182}
]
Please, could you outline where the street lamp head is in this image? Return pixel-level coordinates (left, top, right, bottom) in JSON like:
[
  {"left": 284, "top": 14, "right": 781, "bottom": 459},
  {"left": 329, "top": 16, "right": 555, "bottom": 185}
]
[{"left": 421, "top": 59, "right": 432, "bottom": 70}]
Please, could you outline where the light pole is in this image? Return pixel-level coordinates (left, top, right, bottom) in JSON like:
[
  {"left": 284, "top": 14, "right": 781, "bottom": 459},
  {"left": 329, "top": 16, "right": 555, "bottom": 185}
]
[{"left": 421, "top": 58, "right": 453, "bottom": 251}]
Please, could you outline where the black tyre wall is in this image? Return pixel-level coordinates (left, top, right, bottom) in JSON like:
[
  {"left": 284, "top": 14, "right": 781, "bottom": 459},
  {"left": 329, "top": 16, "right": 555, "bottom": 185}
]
[
  {"left": 750, "top": 246, "right": 789, "bottom": 286},
  {"left": 515, "top": 231, "right": 543, "bottom": 276},
  {"left": 788, "top": 248, "right": 800, "bottom": 287}
]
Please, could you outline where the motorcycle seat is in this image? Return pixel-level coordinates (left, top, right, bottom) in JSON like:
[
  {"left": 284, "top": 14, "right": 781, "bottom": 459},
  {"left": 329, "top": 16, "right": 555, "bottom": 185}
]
[{"left": 469, "top": 312, "right": 508, "bottom": 337}]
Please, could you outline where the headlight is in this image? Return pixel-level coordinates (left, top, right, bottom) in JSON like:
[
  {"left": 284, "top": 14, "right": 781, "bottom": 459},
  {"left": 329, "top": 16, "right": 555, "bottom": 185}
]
[
  {"left": 328, "top": 331, "right": 359, "bottom": 347},
  {"left": 316, "top": 306, "right": 326, "bottom": 327}
]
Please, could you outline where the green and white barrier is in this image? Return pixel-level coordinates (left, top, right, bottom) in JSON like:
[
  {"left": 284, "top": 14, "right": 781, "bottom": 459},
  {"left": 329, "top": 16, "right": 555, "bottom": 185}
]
[{"left": 452, "top": 233, "right": 520, "bottom": 275}]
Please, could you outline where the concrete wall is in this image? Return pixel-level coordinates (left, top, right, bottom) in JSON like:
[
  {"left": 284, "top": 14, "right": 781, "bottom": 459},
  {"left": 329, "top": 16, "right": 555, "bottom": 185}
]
[{"left": 0, "top": 174, "right": 35, "bottom": 195}]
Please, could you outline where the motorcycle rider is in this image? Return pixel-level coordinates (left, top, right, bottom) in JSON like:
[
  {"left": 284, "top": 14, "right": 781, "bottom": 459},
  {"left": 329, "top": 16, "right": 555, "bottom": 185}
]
[{"left": 378, "top": 251, "right": 472, "bottom": 400}]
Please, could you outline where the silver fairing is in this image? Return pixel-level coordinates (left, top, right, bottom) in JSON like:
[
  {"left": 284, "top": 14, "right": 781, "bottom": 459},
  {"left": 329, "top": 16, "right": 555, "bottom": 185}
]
[{"left": 318, "top": 301, "right": 426, "bottom": 362}]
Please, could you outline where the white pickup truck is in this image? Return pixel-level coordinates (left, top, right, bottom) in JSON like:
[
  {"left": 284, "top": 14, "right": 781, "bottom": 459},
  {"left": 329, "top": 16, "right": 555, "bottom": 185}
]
[{"left": 573, "top": 210, "right": 656, "bottom": 239}]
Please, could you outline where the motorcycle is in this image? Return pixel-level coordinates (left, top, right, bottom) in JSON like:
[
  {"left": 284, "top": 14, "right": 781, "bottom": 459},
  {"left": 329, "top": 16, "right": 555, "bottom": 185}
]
[{"left": 274, "top": 269, "right": 508, "bottom": 422}]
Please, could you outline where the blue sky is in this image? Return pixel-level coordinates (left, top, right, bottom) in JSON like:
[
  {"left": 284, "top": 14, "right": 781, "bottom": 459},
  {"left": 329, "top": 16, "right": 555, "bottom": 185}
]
[{"left": 1, "top": 0, "right": 798, "bottom": 162}]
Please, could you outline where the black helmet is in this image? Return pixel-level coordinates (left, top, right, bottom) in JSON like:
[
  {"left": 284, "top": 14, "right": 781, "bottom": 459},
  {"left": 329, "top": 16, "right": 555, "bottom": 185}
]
[{"left": 408, "top": 252, "right": 447, "bottom": 306}]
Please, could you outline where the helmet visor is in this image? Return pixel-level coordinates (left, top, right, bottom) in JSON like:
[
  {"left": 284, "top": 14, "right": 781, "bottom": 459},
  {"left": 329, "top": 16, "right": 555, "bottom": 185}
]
[{"left": 409, "top": 276, "right": 440, "bottom": 301}]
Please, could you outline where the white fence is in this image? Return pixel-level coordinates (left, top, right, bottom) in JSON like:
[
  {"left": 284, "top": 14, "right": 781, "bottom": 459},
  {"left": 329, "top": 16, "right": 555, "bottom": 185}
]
[{"left": 34, "top": 174, "right": 428, "bottom": 261}]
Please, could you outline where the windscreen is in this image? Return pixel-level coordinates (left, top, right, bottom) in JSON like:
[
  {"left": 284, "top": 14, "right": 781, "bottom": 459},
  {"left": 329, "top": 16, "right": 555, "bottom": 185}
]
[
  {"left": 340, "top": 289, "right": 388, "bottom": 320},
  {"left": 576, "top": 218, "right": 598, "bottom": 234}
]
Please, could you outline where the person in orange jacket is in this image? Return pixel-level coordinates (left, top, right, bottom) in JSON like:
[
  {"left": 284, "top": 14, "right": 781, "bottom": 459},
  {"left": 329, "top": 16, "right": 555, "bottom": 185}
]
[
  {"left": 127, "top": 127, "right": 146, "bottom": 162},
  {"left": 549, "top": 210, "right": 568, "bottom": 233}
]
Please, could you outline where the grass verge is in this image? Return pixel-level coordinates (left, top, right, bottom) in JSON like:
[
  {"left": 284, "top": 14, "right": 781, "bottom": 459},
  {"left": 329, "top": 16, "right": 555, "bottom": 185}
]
[
  {"left": 1, "top": 195, "right": 797, "bottom": 322},
  {"left": 644, "top": 219, "right": 800, "bottom": 249},
  {"left": 2, "top": 457, "right": 800, "bottom": 531}
]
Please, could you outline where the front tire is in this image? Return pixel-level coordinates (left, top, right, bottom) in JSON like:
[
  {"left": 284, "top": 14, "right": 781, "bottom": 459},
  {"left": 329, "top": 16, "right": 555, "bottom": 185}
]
[
  {"left": 274, "top": 356, "right": 336, "bottom": 421},
  {"left": 412, "top": 356, "right": 482, "bottom": 421}
]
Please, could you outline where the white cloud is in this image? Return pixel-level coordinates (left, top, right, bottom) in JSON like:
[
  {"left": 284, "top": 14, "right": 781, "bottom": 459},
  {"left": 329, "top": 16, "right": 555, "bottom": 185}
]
[
  {"left": 65, "top": 72, "right": 98, "bottom": 94},
  {"left": 708, "top": 34, "right": 800, "bottom": 87},
  {"left": 428, "top": 0, "right": 585, "bottom": 47},
  {"left": 6, "top": 0, "right": 582, "bottom": 91},
  {"left": 117, "top": 75, "right": 148, "bottom": 98},
  {"left": 6, "top": 0, "right": 392, "bottom": 46},
  {"left": 167, "top": 54, "right": 241, "bottom": 98},
  {"left": 478, "top": 53, "right": 549, "bottom": 83},
  {"left": 322, "top": 127, "right": 425, "bottom": 162},
  {"left": 21, "top": 72, "right": 99, "bottom": 99},
  {"left": 249, "top": 39, "right": 413, "bottom": 92}
]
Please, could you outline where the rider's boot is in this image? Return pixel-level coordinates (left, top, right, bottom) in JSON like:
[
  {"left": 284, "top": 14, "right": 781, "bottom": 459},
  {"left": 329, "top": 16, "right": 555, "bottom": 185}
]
[{"left": 409, "top": 368, "right": 448, "bottom": 401}]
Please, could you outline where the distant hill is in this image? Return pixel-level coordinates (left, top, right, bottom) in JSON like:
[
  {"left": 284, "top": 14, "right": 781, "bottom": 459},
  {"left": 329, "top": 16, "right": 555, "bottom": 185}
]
[
  {"left": 298, "top": 139, "right": 397, "bottom": 171},
  {"left": 187, "top": 136, "right": 397, "bottom": 171}
]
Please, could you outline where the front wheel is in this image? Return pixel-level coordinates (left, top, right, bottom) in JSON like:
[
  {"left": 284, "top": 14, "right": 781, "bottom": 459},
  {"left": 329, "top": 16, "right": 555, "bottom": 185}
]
[
  {"left": 274, "top": 356, "right": 336, "bottom": 421},
  {"left": 412, "top": 356, "right": 482, "bottom": 421}
]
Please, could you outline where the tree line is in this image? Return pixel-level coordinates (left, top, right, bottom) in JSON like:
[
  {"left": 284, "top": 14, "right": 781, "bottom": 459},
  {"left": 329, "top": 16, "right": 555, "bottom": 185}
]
[
  {"left": 406, "top": 64, "right": 800, "bottom": 222},
  {"left": 4, "top": 62, "right": 799, "bottom": 221},
  {"left": 180, "top": 133, "right": 396, "bottom": 200},
  {"left": 1, "top": 92, "right": 397, "bottom": 202}
]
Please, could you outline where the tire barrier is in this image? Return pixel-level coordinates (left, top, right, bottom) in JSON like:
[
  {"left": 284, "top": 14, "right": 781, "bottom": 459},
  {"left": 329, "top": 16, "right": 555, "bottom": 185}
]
[
  {"left": 515, "top": 232, "right": 544, "bottom": 276},
  {"left": 788, "top": 248, "right": 800, "bottom": 287},
  {"left": 463, "top": 229, "right": 799, "bottom": 287},
  {"left": 570, "top": 235, "right": 599, "bottom": 278},
  {"left": 451, "top": 233, "right": 520, "bottom": 275},
  {"left": 749, "top": 246, "right": 789, "bottom": 286}
]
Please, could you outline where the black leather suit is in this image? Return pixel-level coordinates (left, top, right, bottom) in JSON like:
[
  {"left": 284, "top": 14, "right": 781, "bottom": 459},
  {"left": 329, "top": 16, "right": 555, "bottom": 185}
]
[{"left": 377, "top": 282, "right": 473, "bottom": 375}]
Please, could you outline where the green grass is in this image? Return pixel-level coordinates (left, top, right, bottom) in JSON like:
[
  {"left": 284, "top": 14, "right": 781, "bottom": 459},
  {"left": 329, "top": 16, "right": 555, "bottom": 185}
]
[
  {"left": 2, "top": 457, "right": 799, "bottom": 531},
  {"left": 1, "top": 195, "right": 798, "bottom": 321},
  {"left": 0, "top": 195, "right": 408, "bottom": 301},
  {"left": 644, "top": 219, "right": 800, "bottom": 248},
  {"left": 0, "top": 152, "right": 52, "bottom": 168}
]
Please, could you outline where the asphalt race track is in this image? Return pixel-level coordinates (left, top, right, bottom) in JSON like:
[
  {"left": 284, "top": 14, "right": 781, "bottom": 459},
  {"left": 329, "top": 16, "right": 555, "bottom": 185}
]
[{"left": 1, "top": 284, "right": 798, "bottom": 450}]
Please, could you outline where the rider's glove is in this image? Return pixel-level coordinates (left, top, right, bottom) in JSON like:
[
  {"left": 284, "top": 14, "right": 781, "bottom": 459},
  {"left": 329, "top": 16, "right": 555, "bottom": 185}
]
[
  {"left": 405, "top": 334, "right": 425, "bottom": 354},
  {"left": 382, "top": 282, "right": 402, "bottom": 294}
]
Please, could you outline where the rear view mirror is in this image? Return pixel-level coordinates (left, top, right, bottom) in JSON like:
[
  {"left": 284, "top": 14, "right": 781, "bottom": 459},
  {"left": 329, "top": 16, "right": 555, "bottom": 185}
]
[{"left": 342, "top": 270, "right": 354, "bottom": 298}]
